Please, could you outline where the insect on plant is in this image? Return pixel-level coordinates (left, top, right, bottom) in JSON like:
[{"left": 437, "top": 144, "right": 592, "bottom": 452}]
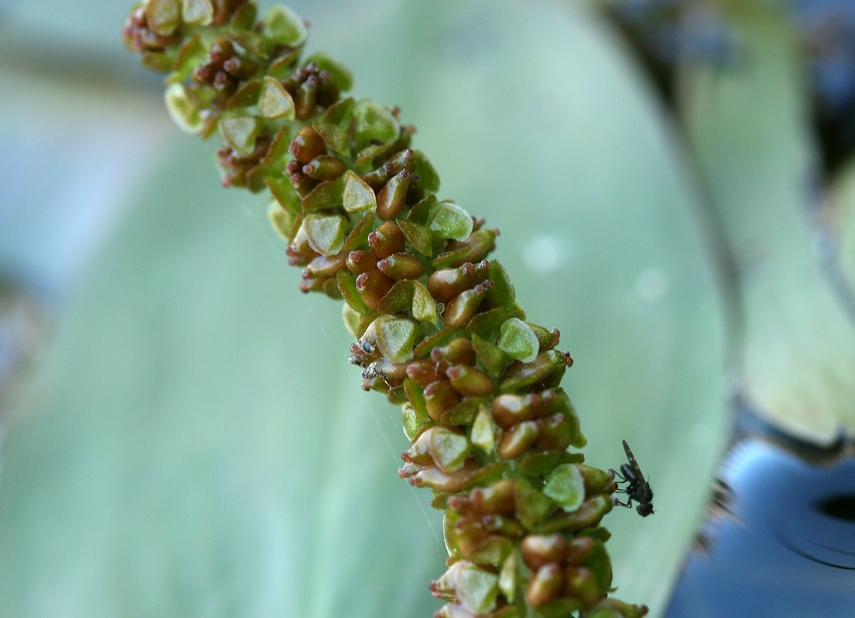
[{"left": 611, "top": 439, "right": 655, "bottom": 517}]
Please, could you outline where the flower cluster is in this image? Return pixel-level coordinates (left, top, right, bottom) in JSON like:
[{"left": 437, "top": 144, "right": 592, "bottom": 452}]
[{"left": 123, "top": 2, "right": 649, "bottom": 616}]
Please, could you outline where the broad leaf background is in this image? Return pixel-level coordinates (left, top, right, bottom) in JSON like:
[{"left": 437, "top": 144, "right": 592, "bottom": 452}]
[{"left": 0, "top": 1, "right": 729, "bottom": 616}]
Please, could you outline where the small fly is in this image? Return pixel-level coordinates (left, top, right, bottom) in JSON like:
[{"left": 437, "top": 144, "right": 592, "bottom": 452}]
[{"left": 610, "top": 440, "right": 654, "bottom": 517}]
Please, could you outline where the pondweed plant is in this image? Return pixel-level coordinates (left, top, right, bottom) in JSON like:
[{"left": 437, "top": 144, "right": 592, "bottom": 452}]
[{"left": 123, "top": 1, "right": 649, "bottom": 616}]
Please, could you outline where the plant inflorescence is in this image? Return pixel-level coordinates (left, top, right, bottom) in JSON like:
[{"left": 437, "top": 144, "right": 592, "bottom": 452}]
[{"left": 123, "top": 1, "right": 650, "bottom": 616}]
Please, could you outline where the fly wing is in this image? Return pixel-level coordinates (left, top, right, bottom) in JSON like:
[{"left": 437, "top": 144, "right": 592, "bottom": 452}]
[{"left": 622, "top": 440, "right": 645, "bottom": 483}]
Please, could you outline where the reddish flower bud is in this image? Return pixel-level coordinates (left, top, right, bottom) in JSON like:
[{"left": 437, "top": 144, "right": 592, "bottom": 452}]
[
  {"left": 431, "top": 337, "right": 476, "bottom": 366},
  {"left": 526, "top": 563, "right": 563, "bottom": 608},
  {"left": 497, "top": 419, "right": 542, "bottom": 460},
  {"left": 443, "top": 281, "right": 493, "bottom": 328},
  {"left": 469, "top": 479, "right": 516, "bottom": 515},
  {"left": 424, "top": 379, "right": 462, "bottom": 421},
  {"left": 535, "top": 414, "right": 571, "bottom": 452},
  {"left": 427, "top": 260, "right": 490, "bottom": 303},
  {"left": 565, "top": 537, "right": 595, "bottom": 566},
  {"left": 377, "top": 252, "right": 425, "bottom": 281},
  {"left": 521, "top": 535, "right": 568, "bottom": 570},
  {"left": 355, "top": 270, "right": 394, "bottom": 310},
  {"left": 446, "top": 365, "right": 494, "bottom": 397},
  {"left": 564, "top": 566, "right": 601, "bottom": 608},
  {"left": 405, "top": 359, "right": 445, "bottom": 386},
  {"left": 491, "top": 393, "right": 547, "bottom": 430},
  {"left": 346, "top": 250, "right": 378, "bottom": 274},
  {"left": 376, "top": 169, "right": 410, "bottom": 220},
  {"left": 295, "top": 74, "right": 318, "bottom": 120},
  {"left": 369, "top": 221, "right": 406, "bottom": 258},
  {"left": 302, "top": 155, "right": 348, "bottom": 181},
  {"left": 289, "top": 125, "right": 326, "bottom": 164}
]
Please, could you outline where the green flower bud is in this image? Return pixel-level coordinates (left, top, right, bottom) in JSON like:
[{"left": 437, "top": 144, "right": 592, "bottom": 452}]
[
  {"left": 497, "top": 317, "right": 539, "bottom": 363},
  {"left": 544, "top": 463, "right": 586, "bottom": 513},
  {"left": 428, "top": 200, "right": 474, "bottom": 242},
  {"left": 469, "top": 405, "right": 495, "bottom": 453},
  {"left": 261, "top": 5, "right": 307, "bottom": 47},
  {"left": 219, "top": 113, "right": 260, "bottom": 156},
  {"left": 302, "top": 213, "right": 347, "bottom": 256},
  {"left": 146, "top": 0, "right": 181, "bottom": 36},
  {"left": 164, "top": 82, "right": 203, "bottom": 134},
  {"left": 342, "top": 170, "right": 376, "bottom": 214},
  {"left": 433, "top": 228, "right": 498, "bottom": 269},
  {"left": 577, "top": 464, "right": 614, "bottom": 494},
  {"left": 373, "top": 314, "right": 420, "bottom": 364},
  {"left": 538, "top": 495, "right": 613, "bottom": 534},
  {"left": 396, "top": 219, "right": 433, "bottom": 256},
  {"left": 485, "top": 260, "right": 515, "bottom": 308},
  {"left": 471, "top": 333, "right": 511, "bottom": 377},
  {"left": 499, "top": 350, "right": 566, "bottom": 394},
  {"left": 514, "top": 480, "right": 552, "bottom": 530},
  {"left": 353, "top": 99, "right": 398, "bottom": 149}
]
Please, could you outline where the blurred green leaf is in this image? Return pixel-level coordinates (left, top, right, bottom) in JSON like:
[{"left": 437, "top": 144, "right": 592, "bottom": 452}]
[
  {"left": 679, "top": 1, "right": 855, "bottom": 443},
  {"left": 832, "top": 158, "right": 855, "bottom": 302}
]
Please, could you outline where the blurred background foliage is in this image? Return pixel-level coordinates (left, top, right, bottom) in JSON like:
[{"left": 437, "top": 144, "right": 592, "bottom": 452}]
[{"left": 0, "top": 0, "right": 851, "bottom": 617}]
